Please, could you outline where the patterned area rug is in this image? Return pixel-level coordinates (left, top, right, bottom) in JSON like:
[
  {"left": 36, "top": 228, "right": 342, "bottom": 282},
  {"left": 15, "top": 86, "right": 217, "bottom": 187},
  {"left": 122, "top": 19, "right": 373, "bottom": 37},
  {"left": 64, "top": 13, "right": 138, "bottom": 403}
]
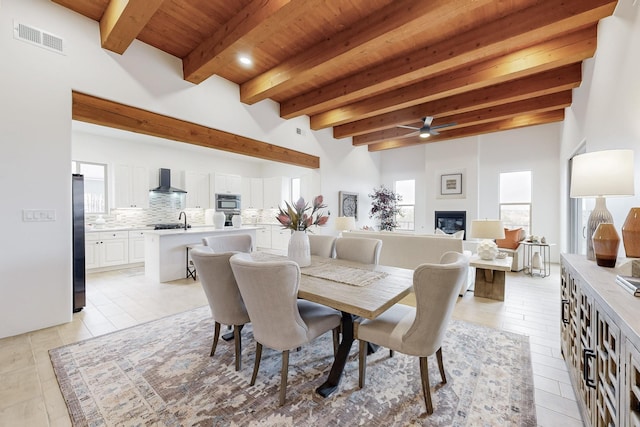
[{"left": 50, "top": 306, "right": 536, "bottom": 426}]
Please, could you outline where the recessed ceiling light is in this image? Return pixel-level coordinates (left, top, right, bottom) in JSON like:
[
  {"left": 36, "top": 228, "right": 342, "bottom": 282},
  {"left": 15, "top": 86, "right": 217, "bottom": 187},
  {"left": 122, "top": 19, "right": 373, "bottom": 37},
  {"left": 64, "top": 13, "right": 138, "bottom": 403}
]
[{"left": 238, "top": 55, "right": 252, "bottom": 66}]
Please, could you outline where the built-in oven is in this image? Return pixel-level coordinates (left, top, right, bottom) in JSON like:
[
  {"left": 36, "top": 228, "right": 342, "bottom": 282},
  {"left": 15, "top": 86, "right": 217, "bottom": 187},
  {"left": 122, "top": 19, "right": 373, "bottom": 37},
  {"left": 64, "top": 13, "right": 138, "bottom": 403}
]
[{"left": 215, "top": 193, "right": 241, "bottom": 211}]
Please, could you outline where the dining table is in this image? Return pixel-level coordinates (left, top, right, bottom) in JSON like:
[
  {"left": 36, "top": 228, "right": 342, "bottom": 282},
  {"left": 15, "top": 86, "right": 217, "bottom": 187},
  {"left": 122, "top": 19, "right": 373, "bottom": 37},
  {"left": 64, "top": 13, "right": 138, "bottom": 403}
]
[{"left": 249, "top": 253, "right": 415, "bottom": 398}]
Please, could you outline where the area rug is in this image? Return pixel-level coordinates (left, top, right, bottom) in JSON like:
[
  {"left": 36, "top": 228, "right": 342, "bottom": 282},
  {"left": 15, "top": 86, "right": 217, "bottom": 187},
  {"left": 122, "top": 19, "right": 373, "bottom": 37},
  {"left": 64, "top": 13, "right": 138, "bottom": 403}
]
[{"left": 50, "top": 306, "right": 536, "bottom": 426}]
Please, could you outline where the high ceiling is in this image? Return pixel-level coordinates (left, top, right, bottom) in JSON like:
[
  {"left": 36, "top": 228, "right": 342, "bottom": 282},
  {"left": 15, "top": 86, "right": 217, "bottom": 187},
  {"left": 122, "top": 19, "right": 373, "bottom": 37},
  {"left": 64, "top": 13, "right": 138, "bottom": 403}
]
[{"left": 53, "top": 0, "right": 618, "bottom": 152}]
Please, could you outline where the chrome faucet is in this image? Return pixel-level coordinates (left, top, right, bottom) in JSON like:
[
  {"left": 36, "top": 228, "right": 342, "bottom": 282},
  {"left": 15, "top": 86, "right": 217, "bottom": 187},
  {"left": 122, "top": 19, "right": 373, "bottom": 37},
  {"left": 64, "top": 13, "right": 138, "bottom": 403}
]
[{"left": 179, "top": 211, "right": 188, "bottom": 230}]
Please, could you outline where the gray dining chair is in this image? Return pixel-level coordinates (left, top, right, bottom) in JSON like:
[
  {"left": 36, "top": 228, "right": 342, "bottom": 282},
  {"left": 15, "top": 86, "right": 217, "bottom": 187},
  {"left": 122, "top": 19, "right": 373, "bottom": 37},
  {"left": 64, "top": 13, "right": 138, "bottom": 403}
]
[
  {"left": 335, "top": 237, "right": 382, "bottom": 265},
  {"left": 202, "top": 234, "right": 253, "bottom": 252},
  {"left": 308, "top": 234, "right": 337, "bottom": 258},
  {"left": 190, "top": 248, "right": 251, "bottom": 371},
  {"left": 354, "top": 251, "right": 468, "bottom": 414},
  {"left": 229, "top": 253, "right": 341, "bottom": 406}
]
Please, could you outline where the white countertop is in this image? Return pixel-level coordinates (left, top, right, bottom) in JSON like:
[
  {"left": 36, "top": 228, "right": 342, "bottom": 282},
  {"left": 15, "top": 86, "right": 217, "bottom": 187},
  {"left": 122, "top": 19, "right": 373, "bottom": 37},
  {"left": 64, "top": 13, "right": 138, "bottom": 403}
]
[{"left": 144, "top": 226, "right": 260, "bottom": 236}]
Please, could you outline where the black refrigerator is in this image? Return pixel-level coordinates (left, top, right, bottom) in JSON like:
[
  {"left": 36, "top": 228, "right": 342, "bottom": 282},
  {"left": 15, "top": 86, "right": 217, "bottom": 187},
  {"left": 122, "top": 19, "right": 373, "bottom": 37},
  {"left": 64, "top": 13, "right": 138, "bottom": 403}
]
[{"left": 72, "top": 174, "right": 86, "bottom": 312}]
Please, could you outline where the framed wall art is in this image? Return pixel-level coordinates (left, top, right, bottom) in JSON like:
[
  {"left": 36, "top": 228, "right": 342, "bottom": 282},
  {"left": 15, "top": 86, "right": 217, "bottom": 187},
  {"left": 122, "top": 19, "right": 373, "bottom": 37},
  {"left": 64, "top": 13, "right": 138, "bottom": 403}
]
[
  {"left": 440, "top": 173, "right": 462, "bottom": 195},
  {"left": 338, "top": 191, "right": 358, "bottom": 220}
]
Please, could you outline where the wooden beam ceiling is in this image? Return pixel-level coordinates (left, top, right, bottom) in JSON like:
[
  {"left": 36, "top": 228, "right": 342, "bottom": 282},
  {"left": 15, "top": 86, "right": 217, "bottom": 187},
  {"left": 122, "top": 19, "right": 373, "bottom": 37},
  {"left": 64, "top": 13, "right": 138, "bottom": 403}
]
[
  {"left": 53, "top": 0, "right": 619, "bottom": 152},
  {"left": 71, "top": 92, "right": 319, "bottom": 169}
]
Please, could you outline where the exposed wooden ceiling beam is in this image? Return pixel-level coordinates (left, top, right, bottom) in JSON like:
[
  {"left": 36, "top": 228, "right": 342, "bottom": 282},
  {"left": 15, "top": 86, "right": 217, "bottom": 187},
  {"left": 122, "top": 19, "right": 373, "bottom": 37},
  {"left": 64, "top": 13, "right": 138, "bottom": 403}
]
[
  {"left": 367, "top": 110, "right": 565, "bottom": 151},
  {"left": 353, "top": 91, "right": 572, "bottom": 145},
  {"left": 71, "top": 91, "right": 319, "bottom": 169},
  {"left": 239, "top": 0, "right": 476, "bottom": 104},
  {"left": 99, "top": 0, "right": 165, "bottom": 54},
  {"left": 311, "top": 26, "right": 596, "bottom": 130},
  {"left": 334, "top": 63, "right": 582, "bottom": 139},
  {"left": 280, "top": 0, "right": 616, "bottom": 119},
  {"left": 183, "top": 0, "right": 292, "bottom": 84}
]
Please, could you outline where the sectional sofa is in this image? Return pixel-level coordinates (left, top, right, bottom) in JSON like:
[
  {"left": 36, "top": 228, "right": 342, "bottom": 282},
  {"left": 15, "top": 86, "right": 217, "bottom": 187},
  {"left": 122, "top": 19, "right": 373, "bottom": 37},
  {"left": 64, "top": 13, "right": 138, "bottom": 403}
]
[{"left": 342, "top": 231, "right": 474, "bottom": 296}]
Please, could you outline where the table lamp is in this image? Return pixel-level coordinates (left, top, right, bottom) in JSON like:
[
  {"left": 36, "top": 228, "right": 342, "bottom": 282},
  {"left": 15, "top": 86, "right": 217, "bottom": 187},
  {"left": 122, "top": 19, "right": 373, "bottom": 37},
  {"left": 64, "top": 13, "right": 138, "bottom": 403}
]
[
  {"left": 335, "top": 216, "right": 356, "bottom": 236},
  {"left": 470, "top": 219, "right": 505, "bottom": 260},
  {"left": 570, "top": 149, "right": 634, "bottom": 260}
]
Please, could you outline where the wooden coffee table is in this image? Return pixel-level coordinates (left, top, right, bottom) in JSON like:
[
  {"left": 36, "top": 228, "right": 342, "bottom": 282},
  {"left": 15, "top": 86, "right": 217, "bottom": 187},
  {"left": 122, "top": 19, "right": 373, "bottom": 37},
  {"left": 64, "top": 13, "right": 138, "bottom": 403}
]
[{"left": 469, "top": 255, "right": 512, "bottom": 301}]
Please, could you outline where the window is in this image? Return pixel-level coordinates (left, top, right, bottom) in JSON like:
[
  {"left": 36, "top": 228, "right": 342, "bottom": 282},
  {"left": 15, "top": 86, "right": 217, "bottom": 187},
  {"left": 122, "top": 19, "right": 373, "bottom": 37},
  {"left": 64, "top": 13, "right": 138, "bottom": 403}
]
[
  {"left": 395, "top": 179, "right": 415, "bottom": 231},
  {"left": 72, "top": 161, "right": 107, "bottom": 214},
  {"left": 290, "top": 177, "right": 301, "bottom": 201},
  {"left": 499, "top": 171, "right": 531, "bottom": 235}
]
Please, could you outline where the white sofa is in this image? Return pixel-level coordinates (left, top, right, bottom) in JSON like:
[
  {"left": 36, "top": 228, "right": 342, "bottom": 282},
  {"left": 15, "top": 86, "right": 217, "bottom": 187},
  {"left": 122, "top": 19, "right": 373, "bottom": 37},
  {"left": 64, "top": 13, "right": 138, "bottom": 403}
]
[{"left": 342, "top": 231, "right": 474, "bottom": 296}]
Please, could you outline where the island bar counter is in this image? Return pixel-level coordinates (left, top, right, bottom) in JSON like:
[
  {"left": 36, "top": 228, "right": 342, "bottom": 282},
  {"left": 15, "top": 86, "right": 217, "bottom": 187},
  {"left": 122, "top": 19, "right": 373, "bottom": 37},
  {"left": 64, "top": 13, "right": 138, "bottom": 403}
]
[{"left": 144, "top": 227, "right": 259, "bottom": 282}]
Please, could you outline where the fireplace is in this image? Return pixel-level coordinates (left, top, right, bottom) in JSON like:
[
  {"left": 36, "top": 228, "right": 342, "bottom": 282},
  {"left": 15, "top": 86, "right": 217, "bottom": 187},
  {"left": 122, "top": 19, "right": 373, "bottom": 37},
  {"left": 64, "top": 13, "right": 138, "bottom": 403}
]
[{"left": 434, "top": 211, "right": 466, "bottom": 239}]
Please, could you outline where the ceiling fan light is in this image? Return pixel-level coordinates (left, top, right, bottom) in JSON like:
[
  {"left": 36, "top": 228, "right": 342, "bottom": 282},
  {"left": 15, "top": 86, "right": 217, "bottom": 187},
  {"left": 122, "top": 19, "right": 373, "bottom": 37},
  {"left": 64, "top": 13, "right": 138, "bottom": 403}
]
[{"left": 419, "top": 131, "right": 430, "bottom": 138}]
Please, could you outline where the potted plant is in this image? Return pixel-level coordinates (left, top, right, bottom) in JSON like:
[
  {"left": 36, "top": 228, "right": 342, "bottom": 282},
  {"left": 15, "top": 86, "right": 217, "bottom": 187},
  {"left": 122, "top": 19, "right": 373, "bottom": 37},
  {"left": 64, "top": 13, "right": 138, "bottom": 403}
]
[
  {"left": 276, "top": 195, "right": 328, "bottom": 266},
  {"left": 369, "top": 186, "right": 402, "bottom": 231}
]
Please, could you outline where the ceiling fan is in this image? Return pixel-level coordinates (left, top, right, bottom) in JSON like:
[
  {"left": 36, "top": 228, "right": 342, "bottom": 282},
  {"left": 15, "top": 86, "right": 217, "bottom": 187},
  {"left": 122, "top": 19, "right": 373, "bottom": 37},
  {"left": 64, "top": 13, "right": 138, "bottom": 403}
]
[{"left": 397, "top": 116, "right": 456, "bottom": 139}]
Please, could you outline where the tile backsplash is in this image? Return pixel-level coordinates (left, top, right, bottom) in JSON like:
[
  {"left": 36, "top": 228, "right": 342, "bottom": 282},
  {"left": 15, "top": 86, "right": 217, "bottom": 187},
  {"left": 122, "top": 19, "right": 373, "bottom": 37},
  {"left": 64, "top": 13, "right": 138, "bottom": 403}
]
[{"left": 85, "top": 193, "right": 280, "bottom": 229}]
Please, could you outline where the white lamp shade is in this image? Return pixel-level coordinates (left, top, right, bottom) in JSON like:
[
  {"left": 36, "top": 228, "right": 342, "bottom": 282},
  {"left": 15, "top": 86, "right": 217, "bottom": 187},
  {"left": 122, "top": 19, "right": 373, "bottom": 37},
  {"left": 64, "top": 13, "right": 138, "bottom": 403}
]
[
  {"left": 470, "top": 219, "right": 505, "bottom": 240},
  {"left": 334, "top": 216, "right": 356, "bottom": 231},
  {"left": 570, "top": 149, "right": 635, "bottom": 197}
]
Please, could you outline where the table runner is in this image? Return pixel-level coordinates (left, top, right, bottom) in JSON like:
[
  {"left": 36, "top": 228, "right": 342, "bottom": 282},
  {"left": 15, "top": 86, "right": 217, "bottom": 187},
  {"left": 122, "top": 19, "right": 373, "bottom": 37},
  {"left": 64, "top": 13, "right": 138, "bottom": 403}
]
[
  {"left": 250, "top": 252, "right": 387, "bottom": 287},
  {"left": 300, "top": 260, "right": 387, "bottom": 287}
]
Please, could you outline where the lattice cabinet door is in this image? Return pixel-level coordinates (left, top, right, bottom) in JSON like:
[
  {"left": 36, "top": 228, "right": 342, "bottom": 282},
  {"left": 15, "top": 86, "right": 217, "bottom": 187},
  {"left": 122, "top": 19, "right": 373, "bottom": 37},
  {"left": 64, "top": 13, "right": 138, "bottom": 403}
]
[
  {"left": 626, "top": 340, "right": 640, "bottom": 426},
  {"left": 595, "top": 308, "right": 620, "bottom": 426},
  {"left": 579, "top": 285, "right": 596, "bottom": 426},
  {"left": 565, "top": 271, "right": 582, "bottom": 379},
  {"left": 561, "top": 264, "right": 571, "bottom": 358}
]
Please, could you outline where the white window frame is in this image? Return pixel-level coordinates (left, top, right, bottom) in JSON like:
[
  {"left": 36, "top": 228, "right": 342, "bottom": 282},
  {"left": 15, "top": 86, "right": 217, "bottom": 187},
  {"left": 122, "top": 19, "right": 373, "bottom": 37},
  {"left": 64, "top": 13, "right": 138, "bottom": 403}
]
[
  {"left": 499, "top": 171, "right": 531, "bottom": 235},
  {"left": 72, "top": 160, "right": 108, "bottom": 214},
  {"left": 395, "top": 179, "right": 415, "bottom": 231}
]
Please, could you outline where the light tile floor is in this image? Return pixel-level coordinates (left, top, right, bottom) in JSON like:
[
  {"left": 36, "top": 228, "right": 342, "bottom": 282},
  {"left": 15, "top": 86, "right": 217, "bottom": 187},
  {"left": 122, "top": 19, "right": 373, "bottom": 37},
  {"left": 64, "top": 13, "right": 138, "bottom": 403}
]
[{"left": 0, "top": 263, "right": 581, "bottom": 426}]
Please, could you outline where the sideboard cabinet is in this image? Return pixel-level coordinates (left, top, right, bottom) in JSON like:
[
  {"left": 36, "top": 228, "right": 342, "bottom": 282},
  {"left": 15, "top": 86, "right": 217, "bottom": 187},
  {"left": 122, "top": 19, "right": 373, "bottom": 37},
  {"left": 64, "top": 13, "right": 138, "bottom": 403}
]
[{"left": 561, "top": 254, "right": 640, "bottom": 426}]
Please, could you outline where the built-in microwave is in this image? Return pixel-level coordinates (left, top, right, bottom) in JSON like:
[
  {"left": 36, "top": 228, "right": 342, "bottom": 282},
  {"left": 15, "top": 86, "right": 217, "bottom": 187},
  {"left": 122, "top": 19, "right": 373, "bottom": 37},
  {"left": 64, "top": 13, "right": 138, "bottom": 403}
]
[{"left": 215, "top": 193, "right": 241, "bottom": 211}]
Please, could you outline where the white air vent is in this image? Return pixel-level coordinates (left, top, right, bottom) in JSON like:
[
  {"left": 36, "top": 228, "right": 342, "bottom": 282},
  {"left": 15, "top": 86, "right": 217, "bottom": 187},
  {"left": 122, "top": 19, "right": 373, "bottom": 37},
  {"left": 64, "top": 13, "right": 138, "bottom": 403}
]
[{"left": 13, "top": 21, "right": 64, "bottom": 55}]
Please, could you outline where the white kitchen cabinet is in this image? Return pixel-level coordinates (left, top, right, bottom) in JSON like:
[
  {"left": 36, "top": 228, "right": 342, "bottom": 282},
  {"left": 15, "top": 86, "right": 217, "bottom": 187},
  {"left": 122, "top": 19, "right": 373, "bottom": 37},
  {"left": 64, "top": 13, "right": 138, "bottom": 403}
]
[
  {"left": 263, "top": 176, "right": 290, "bottom": 209},
  {"left": 85, "top": 233, "right": 100, "bottom": 269},
  {"left": 128, "top": 230, "right": 146, "bottom": 263},
  {"left": 114, "top": 164, "right": 149, "bottom": 208},
  {"left": 86, "top": 231, "right": 129, "bottom": 269},
  {"left": 255, "top": 226, "right": 271, "bottom": 249},
  {"left": 271, "top": 226, "right": 290, "bottom": 251},
  {"left": 185, "top": 171, "right": 210, "bottom": 208},
  {"left": 242, "top": 177, "right": 264, "bottom": 209},
  {"left": 213, "top": 173, "right": 242, "bottom": 195}
]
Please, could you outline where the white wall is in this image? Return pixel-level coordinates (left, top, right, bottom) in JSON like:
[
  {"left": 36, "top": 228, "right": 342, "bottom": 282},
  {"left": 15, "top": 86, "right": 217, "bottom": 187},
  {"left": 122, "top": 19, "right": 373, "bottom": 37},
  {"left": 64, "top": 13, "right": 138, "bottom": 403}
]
[
  {"left": 560, "top": 1, "right": 640, "bottom": 256},
  {"left": 0, "top": 0, "right": 381, "bottom": 338}
]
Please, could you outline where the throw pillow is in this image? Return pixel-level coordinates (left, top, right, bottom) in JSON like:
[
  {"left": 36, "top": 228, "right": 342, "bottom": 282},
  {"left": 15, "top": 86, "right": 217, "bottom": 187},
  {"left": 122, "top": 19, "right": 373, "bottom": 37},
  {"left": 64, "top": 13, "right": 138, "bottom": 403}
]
[
  {"left": 435, "top": 228, "right": 448, "bottom": 236},
  {"left": 496, "top": 228, "right": 522, "bottom": 249},
  {"left": 452, "top": 230, "right": 464, "bottom": 239}
]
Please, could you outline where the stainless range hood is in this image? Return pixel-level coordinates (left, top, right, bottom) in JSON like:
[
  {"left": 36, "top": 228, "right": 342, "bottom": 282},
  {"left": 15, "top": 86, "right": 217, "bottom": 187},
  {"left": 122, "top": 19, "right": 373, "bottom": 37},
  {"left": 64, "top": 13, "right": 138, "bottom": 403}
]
[{"left": 150, "top": 168, "right": 186, "bottom": 193}]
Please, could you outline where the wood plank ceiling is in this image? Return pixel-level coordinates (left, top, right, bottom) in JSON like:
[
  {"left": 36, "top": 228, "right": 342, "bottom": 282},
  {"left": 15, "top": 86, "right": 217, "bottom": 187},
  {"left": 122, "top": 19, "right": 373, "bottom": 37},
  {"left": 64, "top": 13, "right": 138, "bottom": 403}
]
[{"left": 52, "top": 0, "right": 618, "bottom": 152}]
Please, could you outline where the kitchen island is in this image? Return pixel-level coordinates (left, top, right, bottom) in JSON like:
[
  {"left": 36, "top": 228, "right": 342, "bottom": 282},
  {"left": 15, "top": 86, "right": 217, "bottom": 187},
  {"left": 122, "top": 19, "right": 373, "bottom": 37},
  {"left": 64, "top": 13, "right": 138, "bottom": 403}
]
[{"left": 144, "top": 226, "right": 259, "bottom": 282}]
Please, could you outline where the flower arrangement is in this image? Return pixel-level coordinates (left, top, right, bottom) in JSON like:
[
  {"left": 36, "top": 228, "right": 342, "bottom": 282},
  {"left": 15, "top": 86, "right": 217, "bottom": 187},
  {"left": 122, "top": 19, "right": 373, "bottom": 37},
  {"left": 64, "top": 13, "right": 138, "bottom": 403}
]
[
  {"left": 369, "top": 185, "right": 402, "bottom": 231},
  {"left": 276, "top": 195, "right": 329, "bottom": 231}
]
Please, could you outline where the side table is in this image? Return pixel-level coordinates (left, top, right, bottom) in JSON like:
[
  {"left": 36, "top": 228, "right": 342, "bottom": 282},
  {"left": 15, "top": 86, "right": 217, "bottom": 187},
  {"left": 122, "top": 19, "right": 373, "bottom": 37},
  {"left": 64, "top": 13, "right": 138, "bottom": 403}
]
[
  {"left": 521, "top": 241, "right": 555, "bottom": 277},
  {"left": 469, "top": 255, "right": 512, "bottom": 301}
]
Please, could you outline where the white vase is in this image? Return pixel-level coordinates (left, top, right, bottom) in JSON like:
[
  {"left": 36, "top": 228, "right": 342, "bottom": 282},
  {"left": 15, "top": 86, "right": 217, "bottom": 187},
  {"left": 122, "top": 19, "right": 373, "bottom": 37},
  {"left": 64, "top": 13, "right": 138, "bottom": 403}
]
[
  {"left": 232, "top": 214, "right": 242, "bottom": 228},
  {"left": 288, "top": 230, "right": 311, "bottom": 267},
  {"left": 213, "top": 211, "right": 225, "bottom": 229}
]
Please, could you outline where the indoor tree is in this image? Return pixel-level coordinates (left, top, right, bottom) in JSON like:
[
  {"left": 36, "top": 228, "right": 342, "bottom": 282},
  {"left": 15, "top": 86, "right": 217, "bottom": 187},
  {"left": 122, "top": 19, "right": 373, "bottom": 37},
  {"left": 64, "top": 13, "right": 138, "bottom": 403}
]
[{"left": 369, "top": 185, "right": 402, "bottom": 231}]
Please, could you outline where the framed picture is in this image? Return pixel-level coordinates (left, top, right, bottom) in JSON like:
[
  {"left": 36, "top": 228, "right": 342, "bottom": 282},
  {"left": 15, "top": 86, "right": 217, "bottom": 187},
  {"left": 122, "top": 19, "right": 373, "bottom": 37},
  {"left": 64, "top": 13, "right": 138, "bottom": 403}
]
[
  {"left": 441, "top": 173, "right": 462, "bottom": 195},
  {"left": 338, "top": 191, "right": 358, "bottom": 220}
]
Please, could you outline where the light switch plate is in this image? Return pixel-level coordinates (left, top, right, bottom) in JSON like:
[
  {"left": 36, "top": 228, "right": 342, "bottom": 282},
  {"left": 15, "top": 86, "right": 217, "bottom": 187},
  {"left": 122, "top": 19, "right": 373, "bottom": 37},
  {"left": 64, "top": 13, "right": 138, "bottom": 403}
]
[{"left": 23, "top": 209, "right": 56, "bottom": 222}]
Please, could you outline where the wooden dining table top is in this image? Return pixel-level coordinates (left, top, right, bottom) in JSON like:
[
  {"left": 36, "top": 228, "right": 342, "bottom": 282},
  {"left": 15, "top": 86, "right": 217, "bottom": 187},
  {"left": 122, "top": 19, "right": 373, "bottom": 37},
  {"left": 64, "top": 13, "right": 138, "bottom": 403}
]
[{"left": 248, "top": 253, "right": 414, "bottom": 319}]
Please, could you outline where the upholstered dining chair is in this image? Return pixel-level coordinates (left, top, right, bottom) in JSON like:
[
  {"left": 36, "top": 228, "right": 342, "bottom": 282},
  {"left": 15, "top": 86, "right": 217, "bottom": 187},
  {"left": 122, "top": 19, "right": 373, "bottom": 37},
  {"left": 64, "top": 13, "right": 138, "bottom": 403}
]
[
  {"left": 354, "top": 251, "right": 468, "bottom": 414},
  {"left": 202, "top": 233, "right": 253, "bottom": 253},
  {"left": 190, "top": 248, "right": 251, "bottom": 371},
  {"left": 229, "top": 253, "right": 342, "bottom": 406},
  {"left": 308, "top": 234, "right": 337, "bottom": 258},
  {"left": 335, "top": 237, "right": 383, "bottom": 265}
]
